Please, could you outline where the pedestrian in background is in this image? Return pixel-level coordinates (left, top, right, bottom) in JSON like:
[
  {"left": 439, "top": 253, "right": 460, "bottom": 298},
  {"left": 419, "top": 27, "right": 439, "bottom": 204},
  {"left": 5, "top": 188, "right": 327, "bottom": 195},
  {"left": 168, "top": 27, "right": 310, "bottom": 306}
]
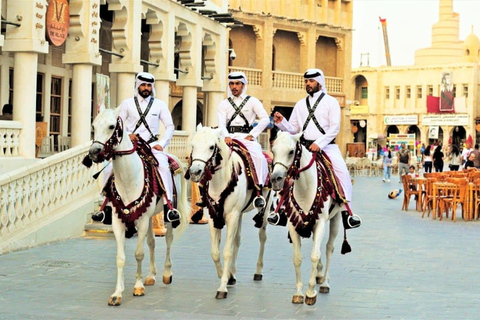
[
  {"left": 382, "top": 145, "right": 392, "bottom": 182},
  {"left": 397, "top": 142, "right": 410, "bottom": 183},
  {"left": 423, "top": 145, "right": 433, "bottom": 173},
  {"left": 433, "top": 144, "right": 444, "bottom": 172},
  {"left": 447, "top": 145, "right": 461, "bottom": 171}
]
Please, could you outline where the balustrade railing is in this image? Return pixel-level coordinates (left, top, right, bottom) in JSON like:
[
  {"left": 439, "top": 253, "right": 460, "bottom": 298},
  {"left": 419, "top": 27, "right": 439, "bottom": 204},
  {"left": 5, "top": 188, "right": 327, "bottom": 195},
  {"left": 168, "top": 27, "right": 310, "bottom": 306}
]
[
  {"left": 0, "top": 143, "right": 101, "bottom": 253},
  {"left": 0, "top": 121, "right": 21, "bottom": 157},
  {"left": 228, "top": 67, "right": 262, "bottom": 86},
  {"left": 167, "top": 131, "right": 190, "bottom": 164}
]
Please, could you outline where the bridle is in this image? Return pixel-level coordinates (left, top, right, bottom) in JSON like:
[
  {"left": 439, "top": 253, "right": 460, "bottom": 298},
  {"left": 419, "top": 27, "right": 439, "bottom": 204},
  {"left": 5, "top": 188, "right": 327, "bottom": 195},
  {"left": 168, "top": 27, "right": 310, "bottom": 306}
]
[
  {"left": 186, "top": 143, "right": 222, "bottom": 180},
  {"left": 272, "top": 141, "right": 317, "bottom": 181},
  {"left": 92, "top": 117, "right": 137, "bottom": 162}
]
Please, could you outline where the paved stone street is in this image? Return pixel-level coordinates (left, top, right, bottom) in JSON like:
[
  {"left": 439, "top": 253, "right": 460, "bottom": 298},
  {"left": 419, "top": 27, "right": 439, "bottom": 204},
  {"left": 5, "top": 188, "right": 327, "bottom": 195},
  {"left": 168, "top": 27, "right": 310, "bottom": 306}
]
[{"left": 1, "top": 176, "right": 479, "bottom": 319}]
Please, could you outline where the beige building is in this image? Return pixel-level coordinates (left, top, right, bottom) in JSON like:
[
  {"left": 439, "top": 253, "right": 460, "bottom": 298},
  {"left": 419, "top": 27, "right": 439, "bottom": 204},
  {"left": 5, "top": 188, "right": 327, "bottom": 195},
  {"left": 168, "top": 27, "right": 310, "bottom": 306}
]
[
  {"left": 228, "top": 0, "right": 354, "bottom": 154},
  {"left": 351, "top": 0, "right": 480, "bottom": 157},
  {"left": 0, "top": 0, "right": 230, "bottom": 162}
]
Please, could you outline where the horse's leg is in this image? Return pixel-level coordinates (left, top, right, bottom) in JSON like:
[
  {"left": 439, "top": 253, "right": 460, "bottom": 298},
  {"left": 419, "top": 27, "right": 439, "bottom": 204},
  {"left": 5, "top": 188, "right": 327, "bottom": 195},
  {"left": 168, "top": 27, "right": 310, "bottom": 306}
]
[
  {"left": 108, "top": 216, "right": 127, "bottom": 306},
  {"left": 144, "top": 216, "right": 157, "bottom": 286},
  {"left": 289, "top": 223, "right": 304, "bottom": 304},
  {"left": 319, "top": 208, "right": 341, "bottom": 294},
  {"left": 215, "top": 212, "right": 240, "bottom": 299},
  {"left": 133, "top": 217, "right": 149, "bottom": 297},
  {"left": 162, "top": 221, "right": 174, "bottom": 284},
  {"left": 305, "top": 216, "right": 327, "bottom": 306},
  {"left": 209, "top": 220, "right": 223, "bottom": 279},
  {"left": 228, "top": 214, "right": 243, "bottom": 286},
  {"left": 254, "top": 192, "right": 272, "bottom": 281}
]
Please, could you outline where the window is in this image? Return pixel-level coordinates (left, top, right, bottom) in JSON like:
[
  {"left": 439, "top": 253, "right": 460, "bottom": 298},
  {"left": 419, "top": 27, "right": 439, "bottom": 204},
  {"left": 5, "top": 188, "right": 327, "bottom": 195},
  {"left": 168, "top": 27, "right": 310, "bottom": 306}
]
[
  {"left": 406, "top": 86, "right": 411, "bottom": 99},
  {"left": 395, "top": 86, "right": 400, "bottom": 99},
  {"left": 36, "top": 74, "right": 44, "bottom": 121},
  {"left": 361, "top": 87, "right": 368, "bottom": 99},
  {"left": 68, "top": 81, "right": 72, "bottom": 135},
  {"left": 50, "top": 77, "right": 63, "bottom": 149},
  {"left": 463, "top": 84, "right": 469, "bottom": 97},
  {"left": 416, "top": 85, "right": 422, "bottom": 99},
  {"left": 427, "top": 85, "right": 433, "bottom": 96},
  {"left": 453, "top": 85, "right": 456, "bottom": 98},
  {"left": 385, "top": 87, "right": 390, "bottom": 99}
]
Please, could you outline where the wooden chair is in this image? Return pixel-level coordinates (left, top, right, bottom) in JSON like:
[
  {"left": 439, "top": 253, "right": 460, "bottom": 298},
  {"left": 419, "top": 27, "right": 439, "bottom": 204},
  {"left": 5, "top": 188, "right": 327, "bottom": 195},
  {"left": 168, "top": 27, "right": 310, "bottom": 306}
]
[
  {"left": 401, "top": 175, "right": 422, "bottom": 211},
  {"left": 422, "top": 177, "right": 438, "bottom": 218},
  {"left": 437, "top": 178, "right": 469, "bottom": 222},
  {"left": 37, "top": 136, "right": 55, "bottom": 158},
  {"left": 472, "top": 178, "right": 480, "bottom": 220}
]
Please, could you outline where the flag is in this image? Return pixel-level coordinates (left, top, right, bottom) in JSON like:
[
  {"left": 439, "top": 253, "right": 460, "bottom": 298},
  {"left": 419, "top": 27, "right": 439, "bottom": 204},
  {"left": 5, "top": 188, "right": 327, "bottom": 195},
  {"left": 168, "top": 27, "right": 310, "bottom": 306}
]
[{"left": 426, "top": 95, "right": 455, "bottom": 113}]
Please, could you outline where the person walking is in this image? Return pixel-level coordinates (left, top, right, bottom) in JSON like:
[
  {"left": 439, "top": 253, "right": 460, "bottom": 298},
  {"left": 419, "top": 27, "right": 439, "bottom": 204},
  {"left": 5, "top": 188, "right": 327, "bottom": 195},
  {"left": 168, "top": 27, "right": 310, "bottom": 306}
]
[
  {"left": 432, "top": 145, "right": 445, "bottom": 172},
  {"left": 397, "top": 142, "right": 410, "bottom": 182},
  {"left": 423, "top": 145, "right": 433, "bottom": 173},
  {"left": 218, "top": 71, "right": 270, "bottom": 208},
  {"left": 447, "top": 145, "right": 461, "bottom": 171},
  {"left": 272, "top": 68, "right": 361, "bottom": 229},
  {"left": 382, "top": 145, "right": 393, "bottom": 182}
]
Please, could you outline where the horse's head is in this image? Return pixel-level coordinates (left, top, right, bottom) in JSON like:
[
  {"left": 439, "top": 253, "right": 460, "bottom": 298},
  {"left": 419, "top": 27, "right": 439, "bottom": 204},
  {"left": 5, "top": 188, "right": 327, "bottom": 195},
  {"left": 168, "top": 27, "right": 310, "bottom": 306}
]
[
  {"left": 187, "top": 124, "right": 225, "bottom": 182},
  {"left": 88, "top": 106, "right": 122, "bottom": 163},
  {"left": 270, "top": 132, "right": 302, "bottom": 191}
]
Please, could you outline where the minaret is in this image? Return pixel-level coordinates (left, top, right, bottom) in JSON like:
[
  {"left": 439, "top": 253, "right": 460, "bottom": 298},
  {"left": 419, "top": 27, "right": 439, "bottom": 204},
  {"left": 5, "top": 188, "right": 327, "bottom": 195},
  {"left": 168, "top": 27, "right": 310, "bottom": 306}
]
[{"left": 414, "top": 0, "right": 462, "bottom": 65}]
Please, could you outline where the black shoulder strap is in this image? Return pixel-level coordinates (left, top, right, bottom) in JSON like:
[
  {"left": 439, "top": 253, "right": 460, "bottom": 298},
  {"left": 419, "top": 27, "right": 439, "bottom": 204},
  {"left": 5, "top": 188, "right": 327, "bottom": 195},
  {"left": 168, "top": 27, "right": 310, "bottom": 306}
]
[
  {"left": 227, "top": 96, "right": 251, "bottom": 128},
  {"left": 133, "top": 97, "right": 158, "bottom": 143},
  {"left": 303, "top": 93, "right": 325, "bottom": 134}
]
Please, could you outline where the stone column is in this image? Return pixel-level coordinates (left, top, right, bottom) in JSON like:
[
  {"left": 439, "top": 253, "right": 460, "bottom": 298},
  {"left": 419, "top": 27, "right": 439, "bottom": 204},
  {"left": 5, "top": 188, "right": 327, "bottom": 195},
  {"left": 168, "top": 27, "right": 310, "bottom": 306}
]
[
  {"left": 13, "top": 53, "right": 38, "bottom": 158},
  {"left": 116, "top": 73, "right": 136, "bottom": 104},
  {"left": 205, "top": 91, "right": 224, "bottom": 127},
  {"left": 182, "top": 86, "right": 198, "bottom": 136},
  {"left": 155, "top": 80, "right": 171, "bottom": 106},
  {"left": 71, "top": 64, "right": 93, "bottom": 146}
]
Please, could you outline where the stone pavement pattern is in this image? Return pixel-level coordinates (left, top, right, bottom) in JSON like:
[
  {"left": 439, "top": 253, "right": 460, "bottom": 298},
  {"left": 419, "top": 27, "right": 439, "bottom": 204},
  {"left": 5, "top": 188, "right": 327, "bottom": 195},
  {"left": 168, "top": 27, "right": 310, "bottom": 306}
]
[{"left": 1, "top": 177, "right": 479, "bottom": 319}]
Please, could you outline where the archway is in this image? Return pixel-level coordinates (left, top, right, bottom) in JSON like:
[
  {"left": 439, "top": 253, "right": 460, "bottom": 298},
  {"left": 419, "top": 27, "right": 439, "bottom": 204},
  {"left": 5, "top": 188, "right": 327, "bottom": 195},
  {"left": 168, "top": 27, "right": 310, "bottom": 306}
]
[
  {"left": 172, "top": 100, "right": 204, "bottom": 130},
  {"left": 451, "top": 126, "right": 466, "bottom": 147}
]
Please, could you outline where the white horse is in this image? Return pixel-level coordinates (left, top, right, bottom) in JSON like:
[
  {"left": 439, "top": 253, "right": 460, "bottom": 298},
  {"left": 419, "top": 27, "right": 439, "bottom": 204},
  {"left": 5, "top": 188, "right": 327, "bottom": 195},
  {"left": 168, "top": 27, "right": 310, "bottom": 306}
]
[
  {"left": 270, "top": 132, "right": 342, "bottom": 305},
  {"left": 87, "top": 106, "right": 190, "bottom": 306},
  {"left": 186, "top": 125, "right": 273, "bottom": 299}
]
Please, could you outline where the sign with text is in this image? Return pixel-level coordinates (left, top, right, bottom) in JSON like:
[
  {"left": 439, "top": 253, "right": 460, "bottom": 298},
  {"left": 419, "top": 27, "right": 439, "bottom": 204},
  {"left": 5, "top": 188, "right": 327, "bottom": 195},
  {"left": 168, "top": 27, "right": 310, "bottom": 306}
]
[
  {"left": 46, "top": 0, "right": 70, "bottom": 46},
  {"left": 421, "top": 114, "right": 469, "bottom": 126},
  {"left": 384, "top": 115, "right": 418, "bottom": 125}
]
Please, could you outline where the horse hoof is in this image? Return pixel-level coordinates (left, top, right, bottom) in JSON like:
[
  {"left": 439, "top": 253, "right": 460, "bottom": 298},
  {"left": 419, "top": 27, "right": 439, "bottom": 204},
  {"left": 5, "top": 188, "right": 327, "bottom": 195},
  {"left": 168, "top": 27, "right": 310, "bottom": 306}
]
[
  {"left": 144, "top": 277, "right": 155, "bottom": 286},
  {"left": 227, "top": 277, "right": 236, "bottom": 286},
  {"left": 319, "top": 286, "right": 330, "bottom": 293},
  {"left": 133, "top": 287, "right": 145, "bottom": 296},
  {"left": 292, "top": 295, "right": 304, "bottom": 304},
  {"left": 305, "top": 295, "right": 317, "bottom": 305},
  {"left": 253, "top": 274, "right": 263, "bottom": 281},
  {"left": 163, "top": 275, "right": 172, "bottom": 285},
  {"left": 316, "top": 276, "right": 324, "bottom": 285},
  {"left": 108, "top": 296, "right": 122, "bottom": 306},
  {"left": 215, "top": 291, "right": 228, "bottom": 299}
]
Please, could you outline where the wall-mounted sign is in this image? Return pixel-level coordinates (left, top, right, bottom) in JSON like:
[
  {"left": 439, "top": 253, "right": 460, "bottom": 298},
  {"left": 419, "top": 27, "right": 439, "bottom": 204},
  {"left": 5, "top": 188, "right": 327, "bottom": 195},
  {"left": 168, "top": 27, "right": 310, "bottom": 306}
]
[
  {"left": 384, "top": 115, "right": 418, "bottom": 125},
  {"left": 421, "top": 114, "right": 469, "bottom": 126},
  {"left": 46, "top": 0, "right": 70, "bottom": 46}
]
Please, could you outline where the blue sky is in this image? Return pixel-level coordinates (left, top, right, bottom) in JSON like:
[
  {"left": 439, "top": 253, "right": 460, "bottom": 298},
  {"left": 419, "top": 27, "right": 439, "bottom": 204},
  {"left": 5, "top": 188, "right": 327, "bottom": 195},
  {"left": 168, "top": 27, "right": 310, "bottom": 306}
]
[{"left": 352, "top": 0, "right": 480, "bottom": 67}]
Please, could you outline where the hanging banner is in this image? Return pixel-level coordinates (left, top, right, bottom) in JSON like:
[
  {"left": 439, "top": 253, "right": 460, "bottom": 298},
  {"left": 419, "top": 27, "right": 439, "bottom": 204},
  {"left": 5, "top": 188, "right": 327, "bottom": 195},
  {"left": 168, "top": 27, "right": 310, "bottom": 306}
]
[
  {"left": 96, "top": 74, "right": 111, "bottom": 111},
  {"left": 46, "top": 0, "right": 70, "bottom": 46},
  {"left": 440, "top": 72, "right": 454, "bottom": 112},
  {"left": 428, "top": 126, "right": 439, "bottom": 139}
]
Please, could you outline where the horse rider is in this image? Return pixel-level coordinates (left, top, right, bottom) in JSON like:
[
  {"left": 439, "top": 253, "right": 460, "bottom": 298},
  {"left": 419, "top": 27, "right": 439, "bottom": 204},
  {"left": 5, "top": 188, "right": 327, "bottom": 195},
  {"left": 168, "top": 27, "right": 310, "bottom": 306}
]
[
  {"left": 93, "top": 72, "right": 180, "bottom": 226},
  {"left": 272, "top": 68, "right": 361, "bottom": 229},
  {"left": 218, "top": 71, "right": 270, "bottom": 208}
]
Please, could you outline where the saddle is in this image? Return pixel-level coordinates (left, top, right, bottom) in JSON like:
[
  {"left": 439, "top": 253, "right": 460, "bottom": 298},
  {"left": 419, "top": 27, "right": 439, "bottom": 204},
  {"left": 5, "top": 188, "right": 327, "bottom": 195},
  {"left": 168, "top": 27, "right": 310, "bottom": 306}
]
[
  {"left": 102, "top": 137, "right": 179, "bottom": 230},
  {"left": 230, "top": 139, "right": 270, "bottom": 190}
]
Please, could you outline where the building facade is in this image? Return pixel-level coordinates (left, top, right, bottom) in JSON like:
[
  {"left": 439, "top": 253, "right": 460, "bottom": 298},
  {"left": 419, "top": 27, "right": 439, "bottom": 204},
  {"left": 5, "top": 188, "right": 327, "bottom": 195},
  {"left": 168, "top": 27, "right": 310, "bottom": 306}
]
[
  {"left": 350, "top": 0, "right": 480, "bottom": 157},
  {"left": 0, "top": 0, "right": 230, "bottom": 160},
  {"left": 228, "top": 0, "right": 354, "bottom": 154}
]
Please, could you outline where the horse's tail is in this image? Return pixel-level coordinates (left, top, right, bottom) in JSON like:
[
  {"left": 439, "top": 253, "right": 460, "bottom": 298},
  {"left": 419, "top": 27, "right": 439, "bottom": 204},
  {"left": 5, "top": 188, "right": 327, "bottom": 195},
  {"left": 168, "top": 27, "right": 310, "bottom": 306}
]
[{"left": 170, "top": 154, "right": 190, "bottom": 240}]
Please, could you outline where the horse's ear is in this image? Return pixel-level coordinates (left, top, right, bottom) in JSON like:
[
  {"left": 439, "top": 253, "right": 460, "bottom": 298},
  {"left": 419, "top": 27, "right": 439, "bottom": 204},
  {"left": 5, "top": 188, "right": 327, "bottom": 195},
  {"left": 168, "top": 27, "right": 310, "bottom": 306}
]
[
  {"left": 98, "top": 103, "right": 106, "bottom": 113},
  {"left": 293, "top": 132, "right": 303, "bottom": 141},
  {"left": 214, "top": 127, "right": 224, "bottom": 139},
  {"left": 114, "top": 106, "right": 121, "bottom": 117},
  {"left": 196, "top": 123, "right": 203, "bottom": 131}
]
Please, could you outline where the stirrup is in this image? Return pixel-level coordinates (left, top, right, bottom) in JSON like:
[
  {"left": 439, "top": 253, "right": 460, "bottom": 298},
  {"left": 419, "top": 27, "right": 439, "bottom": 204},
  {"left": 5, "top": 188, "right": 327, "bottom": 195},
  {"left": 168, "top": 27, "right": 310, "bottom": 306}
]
[
  {"left": 342, "top": 211, "right": 362, "bottom": 229},
  {"left": 267, "top": 209, "right": 288, "bottom": 226},
  {"left": 253, "top": 195, "right": 266, "bottom": 209},
  {"left": 165, "top": 208, "right": 181, "bottom": 223}
]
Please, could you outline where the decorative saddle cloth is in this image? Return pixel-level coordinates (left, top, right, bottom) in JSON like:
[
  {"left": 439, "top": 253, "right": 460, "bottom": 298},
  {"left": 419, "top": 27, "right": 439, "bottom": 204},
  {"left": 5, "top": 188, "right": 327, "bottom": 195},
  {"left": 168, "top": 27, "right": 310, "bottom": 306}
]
[
  {"left": 280, "top": 150, "right": 347, "bottom": 238},
  {"left": 102, "top": 137, "right": 179, "bottom": 230},
  {"left": 230, "top": 139, "right": 270, "bottom": 189}
]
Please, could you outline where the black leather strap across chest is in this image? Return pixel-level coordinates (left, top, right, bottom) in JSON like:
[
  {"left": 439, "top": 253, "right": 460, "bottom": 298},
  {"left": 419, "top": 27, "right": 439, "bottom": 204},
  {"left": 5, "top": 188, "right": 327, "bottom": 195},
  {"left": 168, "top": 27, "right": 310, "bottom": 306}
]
[
  {"left": 303, "top": 92, "right": 325, "bottom": 134},
  {"left": 227, "top": 95, "right": 251, "bottom": 128},
  {"left": 133, "top": 97, "right": 158, "bottom": 143}
]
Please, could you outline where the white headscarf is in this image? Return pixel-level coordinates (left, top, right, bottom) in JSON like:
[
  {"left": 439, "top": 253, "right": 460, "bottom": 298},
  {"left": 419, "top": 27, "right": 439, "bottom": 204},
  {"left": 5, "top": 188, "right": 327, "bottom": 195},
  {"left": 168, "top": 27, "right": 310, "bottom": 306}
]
[
  {"left": 227, "top": 71, "right": 248, "bottom": 98},
  {"left": 135, "top": 72, "right": 156, "bottom": 98},
  {"left": 304, "top": 68, "right": 327, "bottom": 94}
]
